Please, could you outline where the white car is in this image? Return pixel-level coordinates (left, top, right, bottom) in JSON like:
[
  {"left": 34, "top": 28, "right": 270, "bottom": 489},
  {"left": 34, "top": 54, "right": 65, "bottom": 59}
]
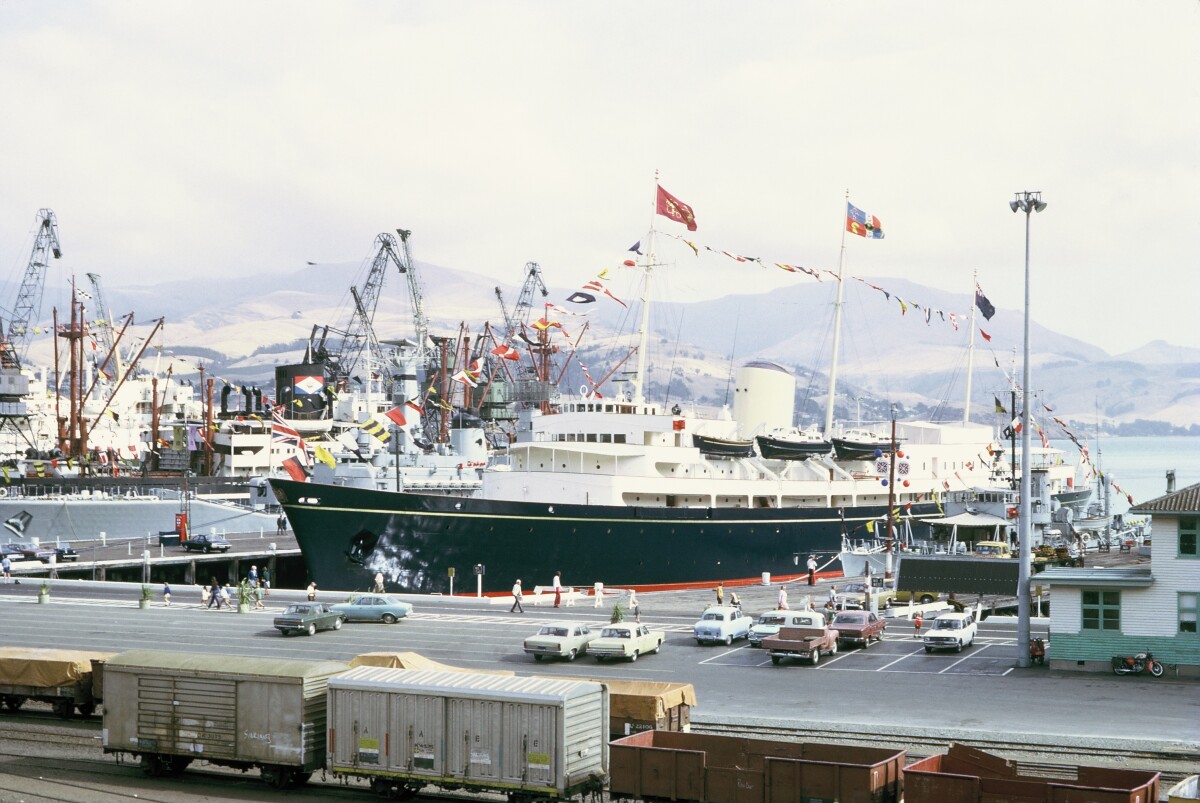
[
  {"left": 749, "top": 610, "right": 828, "bottom": 647},
  {"left": 522, "top": 622, "right": 599, "bottom": 662},
  {"left": 589, "top": 623, "right": 665, "bottom": 662},
  {"left": 923, "top": 611, "right": 977, "bottom": 653},
  {"left": 692, "top": 606, "right": 753, "bottom": 645}
]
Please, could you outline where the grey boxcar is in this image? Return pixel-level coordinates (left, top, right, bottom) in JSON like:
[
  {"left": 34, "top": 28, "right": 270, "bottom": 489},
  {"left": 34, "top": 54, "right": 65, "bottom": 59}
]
[
  {"left": 327, "top": 667, "right": 608, "bottom": 801},
  {"left": 101, "top": 649, "right": 348, "bottom": 787}
]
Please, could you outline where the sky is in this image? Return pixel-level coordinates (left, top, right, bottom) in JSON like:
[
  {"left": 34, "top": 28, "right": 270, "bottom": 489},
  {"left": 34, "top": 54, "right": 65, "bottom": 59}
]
[{"left": 1, "top": 1, "right": 1197, "bottom": 356}]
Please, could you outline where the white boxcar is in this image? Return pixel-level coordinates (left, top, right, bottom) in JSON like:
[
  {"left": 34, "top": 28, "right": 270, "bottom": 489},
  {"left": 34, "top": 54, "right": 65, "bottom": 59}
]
[
  {"left": 327, "top": 667, "right": 609, "bottom": 800},
  {"left": 101, "top": 649, "right": 348, "bottom": 788}
]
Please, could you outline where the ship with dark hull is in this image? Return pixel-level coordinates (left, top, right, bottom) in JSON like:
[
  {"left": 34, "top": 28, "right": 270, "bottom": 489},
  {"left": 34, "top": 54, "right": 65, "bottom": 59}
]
[{"left": 271, "top": 474, "right": 939, "bottom": 593}]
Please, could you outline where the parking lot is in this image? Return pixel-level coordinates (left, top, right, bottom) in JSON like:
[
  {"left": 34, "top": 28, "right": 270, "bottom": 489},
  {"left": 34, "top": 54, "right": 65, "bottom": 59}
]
[{"left": 693, "top": 624, "right": 1034, "bottom": 676}]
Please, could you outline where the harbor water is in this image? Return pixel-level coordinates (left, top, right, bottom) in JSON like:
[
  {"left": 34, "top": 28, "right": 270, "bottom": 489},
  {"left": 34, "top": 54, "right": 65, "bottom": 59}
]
[{"left": 1050, "top": 435, "right": 1200, "bottom": 515}]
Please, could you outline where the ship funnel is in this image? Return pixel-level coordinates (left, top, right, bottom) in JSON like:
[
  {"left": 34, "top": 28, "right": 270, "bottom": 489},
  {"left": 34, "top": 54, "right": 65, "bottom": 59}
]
[
  {"left": 733, "top": 361, "right": 795, "bottom": 436},
  {"left": 1166, "top": 470, "right": 1176, "bottom": 494}
]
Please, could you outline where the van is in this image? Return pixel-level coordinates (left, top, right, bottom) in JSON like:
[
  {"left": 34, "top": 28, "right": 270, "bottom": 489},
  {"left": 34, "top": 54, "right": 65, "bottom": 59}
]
[{"left": 974, "top": 541, "right": 1012, "bottom": 558}]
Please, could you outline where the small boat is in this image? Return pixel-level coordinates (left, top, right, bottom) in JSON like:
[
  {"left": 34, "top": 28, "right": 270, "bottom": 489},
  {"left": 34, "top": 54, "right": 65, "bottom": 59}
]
[
  {"left": 832, "top": 428, "right": 898, "bottom": 461},
  {"left": 691, "top": 434, "right": 755, "bottom": 458},
  {"left": 755, "top": 428, "right": 832, "bottom": 460}
]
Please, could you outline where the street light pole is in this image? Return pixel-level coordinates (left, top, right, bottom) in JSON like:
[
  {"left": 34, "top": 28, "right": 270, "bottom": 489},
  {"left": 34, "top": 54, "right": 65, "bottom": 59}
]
[{"left": 1010, "top": 190, "right": 1046, "bottom": 668}]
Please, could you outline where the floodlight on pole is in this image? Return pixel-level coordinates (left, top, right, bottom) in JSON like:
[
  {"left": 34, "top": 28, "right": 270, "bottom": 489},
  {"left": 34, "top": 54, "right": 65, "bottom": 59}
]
[{"left": 1010, "top": 190, "right": 1046, "bottom": 669}]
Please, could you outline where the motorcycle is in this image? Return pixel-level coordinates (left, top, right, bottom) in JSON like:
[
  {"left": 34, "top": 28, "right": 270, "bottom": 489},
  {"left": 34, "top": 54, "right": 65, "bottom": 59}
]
[{"left": 1111, "top": 651, "right": 1164, "bottom": 677}]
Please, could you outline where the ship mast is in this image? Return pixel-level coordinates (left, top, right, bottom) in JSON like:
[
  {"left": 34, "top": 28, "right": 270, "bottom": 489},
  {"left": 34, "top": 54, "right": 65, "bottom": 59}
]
[
  {"left": 823, "top": 190, "right": 850, "bottom": 435},
  {"left": 631, "top": 176, "right": 659, "bottom": 407},
  {"left": 963, "top": 269, "right": 979, "bottom": 425}
]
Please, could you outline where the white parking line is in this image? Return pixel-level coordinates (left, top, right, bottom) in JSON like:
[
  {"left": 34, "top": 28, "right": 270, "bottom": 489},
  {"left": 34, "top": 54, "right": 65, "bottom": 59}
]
[
  {"left": 878, "top": 647, "right": 926, "bottom": 670},
  {"left": 938, "top": 643, "right": 990, "bottom": 673},
  {"left": 699, "top": 646, "right": 745, "bottom": 664}
]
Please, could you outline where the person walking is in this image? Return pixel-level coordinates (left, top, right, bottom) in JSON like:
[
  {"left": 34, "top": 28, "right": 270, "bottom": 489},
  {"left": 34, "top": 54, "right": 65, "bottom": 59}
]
[
  {"left": 510, "top": 579, "right": 524, "bottom": 613},
  {"left": 261, "top": 567, "right": 270, "bottom": 596},
  {"left": 307, "top": 580, "right": 318, "bottom": 601},
  {"left": 206, "top": 577, "right": 221, "bottom": 609},
  {"left": 552, "top": 571, "right": 562, "bottom": 608},
  {"left": 777, "top": 584, "right": 789, "bottom": 610},
  {"left": 254, "top": 582, "right": 265, "bottom": 610},
  {"left": 806, "top": 555, "right": 818, "bottom": 585},
  {"left": 219, "top": 583, "right": 233, "bottom": 610},
  {"left": 730, "top": 591, "right": 741, "bottom": 610},
  {"left": 913, "top": 612, "right": 924, "bottom": 639},
  {"left": 715, "top": 582, "right": 724, "bottom": 606},
  {"left": 373, "top": 572, "right": 385, "bottom": 593},
  {"left": 162, "top": 582, "right": 172, "bottom": 607},
  {"left": 1, "top": 555, "right": 10, "bottom": 583},
  {"left": 828, "top": 584, "right": 838, "bottom": 610},
  {"left": 248, "top": 565, "right": 259, "bottom": 588},
  {"left": 201, "top": 584, "right": 211, "bottom": 607},
  {"left": 276, "top": 513, "right": 287, "bottom": 536},
  {"left": 629, "top": 590, "right": 641, "bottom": 623}
]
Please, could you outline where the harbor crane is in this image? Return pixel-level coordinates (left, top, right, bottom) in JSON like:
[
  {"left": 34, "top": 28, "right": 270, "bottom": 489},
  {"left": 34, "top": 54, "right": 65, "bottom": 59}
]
[
  {"left": 86, "top": 272, "right": 124, "bottom": 380},
  {"left": 494, "top": 262, "right": 548, "bottom": 344},
  {"left": 5, "top": 209, "right": 62, "bottom": 367}
]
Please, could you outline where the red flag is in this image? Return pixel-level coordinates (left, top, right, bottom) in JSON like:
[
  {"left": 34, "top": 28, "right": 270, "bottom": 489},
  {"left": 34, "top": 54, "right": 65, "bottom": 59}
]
[
  {"left": 491, "top": 343, "right": 520, "bottom": 360},
  {"left": 655, "top": 185, "right": 698, "bottom": 231},
  {"left": 980, "top": 329, "right": 992, "bottom": 342},
  {"left": 384, "top": 407, "right": 406, "bottom": 427},
  {"left": 282, "top": 456, "right": 310, "bottom": 482}
]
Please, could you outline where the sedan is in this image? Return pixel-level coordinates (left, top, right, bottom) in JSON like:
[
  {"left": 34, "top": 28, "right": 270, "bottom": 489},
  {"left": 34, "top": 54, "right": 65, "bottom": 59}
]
[
  {"left": 523, "top": 622, "right": 599, "bottom": 662},
  {"left": 331, "top": 594, "right": 414, "bottom": 624},
  {"left": 692, "top": 606, "right": 753, "bottom": 645},
  {"left": 589, "top": 624, "right": 665, "bottom": 662},
  {"left": 831, "top": 610, "right": 887, "bottom": 648},
  {"left": 274, "top": 602, "right": 344, "bottom": 636}
]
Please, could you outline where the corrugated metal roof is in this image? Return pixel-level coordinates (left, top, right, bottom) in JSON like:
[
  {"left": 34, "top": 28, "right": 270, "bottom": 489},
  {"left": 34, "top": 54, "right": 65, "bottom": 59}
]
[
  {"left": 1130, "top": 481, "right": 1200, "bottom": 514},
  {"left": 1037, "top": 567, "right": 1153, "bottom": 587},
  {"left": 332, "top": 667, "right": 604, "bottom": 702},
  {"left": 106, "top": 649, "right": 349, "bottom": 679}
]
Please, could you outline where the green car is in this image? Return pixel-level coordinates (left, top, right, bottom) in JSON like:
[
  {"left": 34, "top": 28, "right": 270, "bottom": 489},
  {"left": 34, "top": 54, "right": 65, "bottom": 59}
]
[
  {"left": 331, "top": 594, "right": 414, "bottom": 624},
  {"left": 274, "top": 602, "right": 344, "bottom": 636}
]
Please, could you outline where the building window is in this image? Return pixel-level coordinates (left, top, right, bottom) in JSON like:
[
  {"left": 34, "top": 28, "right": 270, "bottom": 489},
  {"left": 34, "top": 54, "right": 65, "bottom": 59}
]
[
  {"left": 1180, "top": 516, "right": 1197, "bottom": 557},
  {"left": 1181, "top": 592, "right": 1198, "bottom": 634},
  {"left": 1081, "top": 590, "right": 1120, "bottom": 631}
]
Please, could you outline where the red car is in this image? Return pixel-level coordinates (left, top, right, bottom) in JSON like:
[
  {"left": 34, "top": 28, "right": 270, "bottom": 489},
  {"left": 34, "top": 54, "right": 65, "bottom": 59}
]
[{"left": 831, "top": 610, "right": 886, "bottom": 648}]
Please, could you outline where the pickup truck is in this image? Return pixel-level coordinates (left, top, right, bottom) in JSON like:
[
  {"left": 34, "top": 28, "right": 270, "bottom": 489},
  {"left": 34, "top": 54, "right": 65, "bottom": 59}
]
[
  {"left": 761, "top": 622, "right": 841, "bottom": 666},
  {"left": 181, "top": 533, "right": 232, "bottom": 553}
]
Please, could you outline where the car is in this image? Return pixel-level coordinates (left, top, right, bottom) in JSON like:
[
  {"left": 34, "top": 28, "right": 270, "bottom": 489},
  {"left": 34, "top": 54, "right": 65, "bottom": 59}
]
[
  {"left": 25, "top": 543, "right": 79, "bottom": 563},
  {"left": 181, "top": 533, "right": 232, "bottom": 553},
  {"left": 692, "top": 605, "right": 753, "bottom": 645},
  {"left": 832, "top": 582, "right": 894, "bottom": 610},
  {"left": 589, "top": 623, "right": 665, "bottom": 662},
  {"left": 831, "top": 610, "right": 887, "bottom": 648},
  {"left": 330, "top": 594, "right": 413, "bottom": 624},
  {"left": 891, "top": 587, "right": 940, "bottom": 605},
  {"left": 923, "top": 610, "right": 977, "bottom": 653},
  {"left": 274, "top": 602, "right": 344, "bottom": 636},
  {"left": 522, "top": 622, "right": 599, "bottom": 661},
  {"left": 748, "top": 610, "right": 829, "bottom": 647}
]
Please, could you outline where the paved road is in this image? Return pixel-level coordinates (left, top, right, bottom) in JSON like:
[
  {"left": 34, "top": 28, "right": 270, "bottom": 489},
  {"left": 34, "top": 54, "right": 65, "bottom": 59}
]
[{"left": 2, "top": 578, "right": 1197, "bottom": 755}]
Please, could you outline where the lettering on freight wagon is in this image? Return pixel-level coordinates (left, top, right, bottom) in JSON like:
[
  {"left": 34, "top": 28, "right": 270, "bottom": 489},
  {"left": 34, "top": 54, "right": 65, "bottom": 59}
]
[
  {"left": 528, "top": 752, "right": 550, "bottom": 771},
  {"left": 470, "top": 751, "right": 492, "bottom": 765},
  {"left": 244, "top": 731, "right": 273, "bottom": 743},
  {"left": 358, "top": 737, "right": 380, "bottom": 764},
  {"left": 413, "top": 747, "right": 434, "bottom": 769}
]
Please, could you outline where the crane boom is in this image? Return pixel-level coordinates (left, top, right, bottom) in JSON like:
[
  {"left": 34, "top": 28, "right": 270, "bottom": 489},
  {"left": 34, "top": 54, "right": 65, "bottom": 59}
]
[
  {"left": 86, "top": 272, "right": 123, "bottom": 379},
  {"left": 395, "top": 229, "right": 430, "bottom": 363},
  {"left": 6, "top": 209, "right": 63, "bottom": 365}
]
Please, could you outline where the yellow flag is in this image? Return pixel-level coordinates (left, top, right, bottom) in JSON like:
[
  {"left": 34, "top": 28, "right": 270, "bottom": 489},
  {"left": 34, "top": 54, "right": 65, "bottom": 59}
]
[
  {"left": 866, "top": 520, "right": 875, "bottom": 534},
  {"left": 314, "top": 444, "right": 336, "bottom": 469}
]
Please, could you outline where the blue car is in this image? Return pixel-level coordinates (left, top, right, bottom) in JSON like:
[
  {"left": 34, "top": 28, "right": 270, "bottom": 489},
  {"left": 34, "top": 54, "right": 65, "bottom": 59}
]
[{"left": 330, "top": 594, "right": 414, "bottom": 624}]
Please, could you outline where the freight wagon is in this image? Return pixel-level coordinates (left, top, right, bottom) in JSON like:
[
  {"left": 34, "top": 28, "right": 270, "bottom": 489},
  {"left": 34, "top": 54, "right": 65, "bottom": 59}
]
[
  {"left": 608, "top": 729, "right": 906, "bottom": 803},
  {"left": 904, "top": 743, "right": 1160, "bottom": 803},
  {"left": 0, "top": 647, "right": 114, "bottom": 719},
  {"left": 101, "top": 649, "right": 348, "bottom": 787},
  {"left": 326, "top": 667, "right": 609, "bottom": 802}
]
